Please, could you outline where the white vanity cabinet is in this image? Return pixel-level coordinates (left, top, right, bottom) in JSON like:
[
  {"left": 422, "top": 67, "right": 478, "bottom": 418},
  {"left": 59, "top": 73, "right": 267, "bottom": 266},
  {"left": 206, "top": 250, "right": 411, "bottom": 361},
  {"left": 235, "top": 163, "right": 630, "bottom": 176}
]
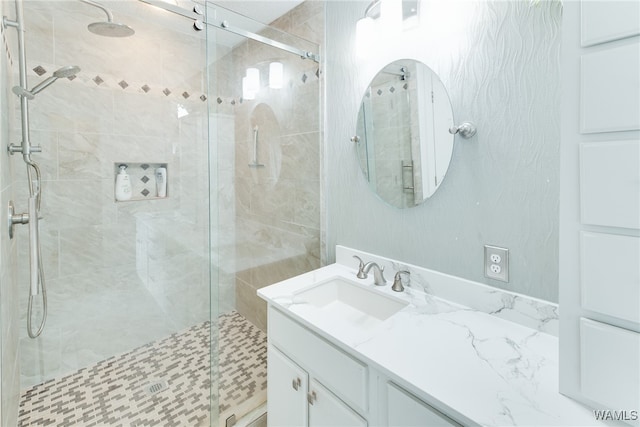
[
  {"left": 267, "top": 306, "right": 465, "bottom": 427},
  {"left": 267, "top": 345, "right": 366, "bottom": 427},
  {"left": 308, "top": 379, "right": 367, "bottom": 427},
  {"left": 268, "top": 307, "right": 368, "bottom": 427},
  {"left": 385, "top": 382, "right": 462, "bottom": 427},
  {"left": 267, "top": 345, "right": 308, "bottom": 427}
]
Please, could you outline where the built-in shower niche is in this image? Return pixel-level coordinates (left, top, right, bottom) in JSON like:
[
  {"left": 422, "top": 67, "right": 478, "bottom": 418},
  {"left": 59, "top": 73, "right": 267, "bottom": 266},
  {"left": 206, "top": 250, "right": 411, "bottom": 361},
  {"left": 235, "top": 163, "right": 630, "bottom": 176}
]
[{"left": 114, "top": 162, "right": 168, "bottom": 202}]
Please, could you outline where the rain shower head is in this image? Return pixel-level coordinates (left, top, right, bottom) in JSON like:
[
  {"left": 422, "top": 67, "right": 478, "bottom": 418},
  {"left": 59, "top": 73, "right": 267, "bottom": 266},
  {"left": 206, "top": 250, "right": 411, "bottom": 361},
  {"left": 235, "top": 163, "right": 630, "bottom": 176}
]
[
  {"left": 12, "top": 65, "right": 81, "bottom": 99},
  {"left": 80, "top": 0, "right": 135, "bottom": 37},
  {"left": 88, "top": 21, "right": 135, "bottom": 37}
]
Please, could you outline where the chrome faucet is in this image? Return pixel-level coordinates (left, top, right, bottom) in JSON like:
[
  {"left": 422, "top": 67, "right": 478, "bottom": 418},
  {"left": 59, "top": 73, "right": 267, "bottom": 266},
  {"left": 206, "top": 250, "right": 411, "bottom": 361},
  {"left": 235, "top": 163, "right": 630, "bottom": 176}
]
[
  {"left": 363, "top": 262, "right": 387, "bottom": 286},
  {"left": 392, "top": 270, "right": 410, "bottom": 292},
  {"left": 353, "top": 256, "right": 367, "bottom": 279}
]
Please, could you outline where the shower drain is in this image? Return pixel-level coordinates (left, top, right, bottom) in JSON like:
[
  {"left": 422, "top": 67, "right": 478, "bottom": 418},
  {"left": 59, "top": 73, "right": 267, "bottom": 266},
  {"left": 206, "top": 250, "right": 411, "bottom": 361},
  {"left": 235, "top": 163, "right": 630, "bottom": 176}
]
[{"left": 143, "top": 379, "right": 169, "bottom": 396}]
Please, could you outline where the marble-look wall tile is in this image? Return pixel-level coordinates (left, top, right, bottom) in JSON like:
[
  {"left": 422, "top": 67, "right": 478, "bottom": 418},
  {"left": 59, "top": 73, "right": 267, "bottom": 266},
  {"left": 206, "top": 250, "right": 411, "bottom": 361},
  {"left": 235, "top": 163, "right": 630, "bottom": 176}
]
[
  {"left": 26, "top": 82, "right": 115, "bottom": 134},
  {"left": 235, "top": 276, "right": 267, "bottom": 332},
  {"left": 41, "top": 179, "right": 117, "bottom": 229},
  {"left": 293, "top": 180, "right": 321, "bottom": 229},
  {"left": 15, "top": 223, "right": 59, "bottom": 284},
  {"left": 58, "top": 223, "right": 136, "bottom": 276},
  {"left": 279, "top": 132, "right": 320, "bottom": 181}
]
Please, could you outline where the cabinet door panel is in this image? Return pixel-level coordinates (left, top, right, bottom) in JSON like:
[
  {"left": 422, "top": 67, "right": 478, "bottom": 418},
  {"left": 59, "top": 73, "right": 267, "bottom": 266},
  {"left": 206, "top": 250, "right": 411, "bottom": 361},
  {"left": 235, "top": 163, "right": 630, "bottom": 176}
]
[
  {"left": 387, "top": 382, "right": 461, "bottom": 427},
  {"left": 309, "top": 379, "right": 367, "bottom": 427},
  {"left": 268, "top": 345, "right": 308, "bottom": 427}
]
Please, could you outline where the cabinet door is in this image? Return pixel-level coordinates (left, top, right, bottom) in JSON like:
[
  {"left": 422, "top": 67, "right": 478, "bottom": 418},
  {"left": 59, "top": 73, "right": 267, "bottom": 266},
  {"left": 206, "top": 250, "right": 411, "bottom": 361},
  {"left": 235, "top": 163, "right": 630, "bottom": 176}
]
[
  {"left": 387, "top": 382, "right": 461, "bottom": 427},
  {"left": 308, "top": 379, "right": 367, "bottom": 427},
  {"left": 268, "top": 345, "right": 308, "bottom": 427}
]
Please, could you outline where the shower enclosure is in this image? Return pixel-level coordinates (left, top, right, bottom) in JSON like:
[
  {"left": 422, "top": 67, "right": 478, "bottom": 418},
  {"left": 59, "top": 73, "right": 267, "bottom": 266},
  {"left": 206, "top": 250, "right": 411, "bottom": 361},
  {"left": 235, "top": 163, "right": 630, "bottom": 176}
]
[{"left": 0, "top": 0, "right": 322, "bottom": 425}]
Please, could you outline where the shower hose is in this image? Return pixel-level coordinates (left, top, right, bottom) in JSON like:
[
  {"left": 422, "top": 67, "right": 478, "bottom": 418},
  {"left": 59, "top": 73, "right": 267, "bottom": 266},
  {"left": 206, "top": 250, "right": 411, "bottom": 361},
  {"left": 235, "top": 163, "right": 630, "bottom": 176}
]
[{"left": 25, "top": 161, "right": 47, "bottom": 339}]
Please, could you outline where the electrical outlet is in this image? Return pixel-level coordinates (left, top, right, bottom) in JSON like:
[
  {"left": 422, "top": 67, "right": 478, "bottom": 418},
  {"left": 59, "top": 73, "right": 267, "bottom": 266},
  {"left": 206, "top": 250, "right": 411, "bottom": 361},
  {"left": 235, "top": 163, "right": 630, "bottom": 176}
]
[{"left": 484, "top": 245, "right": 509, "bottom": 282}]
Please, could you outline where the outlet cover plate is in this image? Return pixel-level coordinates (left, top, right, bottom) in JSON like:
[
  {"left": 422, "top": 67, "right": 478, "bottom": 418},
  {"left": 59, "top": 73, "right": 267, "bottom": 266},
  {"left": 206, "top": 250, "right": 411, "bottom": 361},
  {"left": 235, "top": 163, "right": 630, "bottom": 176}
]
[{"left": 484, "top": 245, "right": 509, "bottom": 282}]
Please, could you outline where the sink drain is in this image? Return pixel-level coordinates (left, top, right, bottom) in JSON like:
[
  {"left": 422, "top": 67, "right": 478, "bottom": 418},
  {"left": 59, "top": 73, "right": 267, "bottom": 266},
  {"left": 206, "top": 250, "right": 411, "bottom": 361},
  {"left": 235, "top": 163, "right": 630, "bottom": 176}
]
[{"left": 143, "top": 379, "right": 169, "bottom": 396}]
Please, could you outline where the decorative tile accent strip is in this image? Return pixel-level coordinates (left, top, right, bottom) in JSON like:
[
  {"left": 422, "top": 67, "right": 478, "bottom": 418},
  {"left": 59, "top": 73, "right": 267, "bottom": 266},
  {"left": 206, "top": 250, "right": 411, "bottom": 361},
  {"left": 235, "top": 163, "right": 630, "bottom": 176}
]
[
  {"left": 377, "top": 89, "right": 383, "bottom": 95},
  {"left": 389, "top": 86, "right": 395, "bottom": 93},
  {"left": 140, "top": 176, "right": 150, "bottom": 184},
  {"left": 1, "top": 22, "right": 14, "bottom": 67},
  {"left": 403, "top": 83, "right": 409, "bottom": 90},
  {"left": 31, "top": 61, "right": 321, "bottom": 108},
  {"left": 18, "top": 312, "right": 268, "bottom": 427},
  {"left": 33, "top": 65, "right": 46, "bottom": 76},
  {"left": 140, "top": 164, "right": 149, "bottom": 170},
  {"left": 141, "top": 188, "right": 150, "bottom": 197},
  {"left": 217, "top": 97, "right": 223, "bottom": 104}
]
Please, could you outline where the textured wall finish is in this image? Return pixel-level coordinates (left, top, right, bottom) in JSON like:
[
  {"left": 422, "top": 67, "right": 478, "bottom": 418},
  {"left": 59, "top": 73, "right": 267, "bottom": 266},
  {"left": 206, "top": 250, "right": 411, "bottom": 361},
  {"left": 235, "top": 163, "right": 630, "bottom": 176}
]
[{"left": 326, "top": 0, "right": 562, "bottom": 302}]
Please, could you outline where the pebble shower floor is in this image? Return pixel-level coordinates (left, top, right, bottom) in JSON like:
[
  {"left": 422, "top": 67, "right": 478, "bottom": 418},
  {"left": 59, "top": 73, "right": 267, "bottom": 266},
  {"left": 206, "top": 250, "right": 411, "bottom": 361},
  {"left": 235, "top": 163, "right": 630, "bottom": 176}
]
[{"left": 17, "top": 312, "right": 267, "bottom": 426}]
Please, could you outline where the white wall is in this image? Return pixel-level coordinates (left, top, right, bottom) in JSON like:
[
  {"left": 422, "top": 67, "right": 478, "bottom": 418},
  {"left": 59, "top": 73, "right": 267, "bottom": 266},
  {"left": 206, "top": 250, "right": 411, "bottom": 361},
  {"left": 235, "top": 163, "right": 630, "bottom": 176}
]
[{"left": 325, "top": 0, "right": 562, "bottom": 302}]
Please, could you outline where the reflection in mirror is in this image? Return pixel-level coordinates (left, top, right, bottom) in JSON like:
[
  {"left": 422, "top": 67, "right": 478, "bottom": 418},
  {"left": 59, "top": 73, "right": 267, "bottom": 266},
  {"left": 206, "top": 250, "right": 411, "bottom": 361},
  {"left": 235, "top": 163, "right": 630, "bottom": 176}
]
[{"left": 355, "top": 59, "right": 454, "bottom": 209}]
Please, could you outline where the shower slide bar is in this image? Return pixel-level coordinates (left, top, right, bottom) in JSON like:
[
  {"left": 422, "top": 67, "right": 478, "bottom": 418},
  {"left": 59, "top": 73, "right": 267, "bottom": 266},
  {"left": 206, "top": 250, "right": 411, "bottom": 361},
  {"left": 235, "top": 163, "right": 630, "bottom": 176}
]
[
  {"left": 3, "top": 0, "right": 62, "bottom": 339},
  {"left": 138, "top": 0, "right": 320, "bottom": 63}
]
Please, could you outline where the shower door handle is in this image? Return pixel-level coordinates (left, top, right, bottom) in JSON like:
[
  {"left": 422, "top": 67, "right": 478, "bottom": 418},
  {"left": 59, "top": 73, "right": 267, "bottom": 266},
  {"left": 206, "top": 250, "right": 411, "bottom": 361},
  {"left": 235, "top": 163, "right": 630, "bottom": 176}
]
[{"left": 27, "top": 196, "right": 39, "bottom": 296}]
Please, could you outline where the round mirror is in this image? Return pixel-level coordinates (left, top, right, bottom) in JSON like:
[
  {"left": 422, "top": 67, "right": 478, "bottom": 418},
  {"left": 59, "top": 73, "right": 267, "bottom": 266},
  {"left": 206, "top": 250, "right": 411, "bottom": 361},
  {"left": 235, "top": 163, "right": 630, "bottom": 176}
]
[{"left": 355, "top": 59, "right": 454, "bottom": 208}]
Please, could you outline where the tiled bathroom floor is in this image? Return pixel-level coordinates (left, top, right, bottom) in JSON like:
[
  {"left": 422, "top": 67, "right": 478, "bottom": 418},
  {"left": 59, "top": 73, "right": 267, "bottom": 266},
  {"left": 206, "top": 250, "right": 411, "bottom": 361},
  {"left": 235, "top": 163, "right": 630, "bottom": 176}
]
[{"left": 17, "top": 311, "right": 267, "bottom": 426}]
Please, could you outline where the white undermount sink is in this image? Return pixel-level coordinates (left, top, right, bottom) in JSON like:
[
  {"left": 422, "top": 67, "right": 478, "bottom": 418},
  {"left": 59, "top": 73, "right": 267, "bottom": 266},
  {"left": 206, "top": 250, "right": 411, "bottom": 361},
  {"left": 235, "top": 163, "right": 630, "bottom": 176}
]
[{"left": 293, "top": 277, "right": 409, "bottom": 325}]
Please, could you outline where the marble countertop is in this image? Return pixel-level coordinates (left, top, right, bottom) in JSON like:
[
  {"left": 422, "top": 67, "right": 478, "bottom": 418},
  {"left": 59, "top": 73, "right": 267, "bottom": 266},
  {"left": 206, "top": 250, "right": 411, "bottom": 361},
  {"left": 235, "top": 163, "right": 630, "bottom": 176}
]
[{"left": 258, "top": 262, "right": 604, "bottom": 427}]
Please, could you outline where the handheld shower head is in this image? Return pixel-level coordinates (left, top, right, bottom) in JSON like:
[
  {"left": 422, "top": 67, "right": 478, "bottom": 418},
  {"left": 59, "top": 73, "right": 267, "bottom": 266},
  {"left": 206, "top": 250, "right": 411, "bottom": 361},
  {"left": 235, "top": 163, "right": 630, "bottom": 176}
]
[
  {"left": 79, "top": 0, "right": 135, "bottom": 37},
  {"left": 53, "top": 65, "right": 81, "bottom": 78},
  {"left": 12, "top": 65, "right": 81, "bottom": 99}
]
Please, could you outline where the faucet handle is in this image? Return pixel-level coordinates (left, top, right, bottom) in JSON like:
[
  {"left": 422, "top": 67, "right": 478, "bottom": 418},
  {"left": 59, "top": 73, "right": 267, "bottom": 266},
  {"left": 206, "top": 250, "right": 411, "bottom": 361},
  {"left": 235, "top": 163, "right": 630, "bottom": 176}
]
[
  {"left": 353, "top": 255, "right": 367, "bottom": 279},
  {"left": 392, "top": 270, "right": 410, "bottom": 292}
]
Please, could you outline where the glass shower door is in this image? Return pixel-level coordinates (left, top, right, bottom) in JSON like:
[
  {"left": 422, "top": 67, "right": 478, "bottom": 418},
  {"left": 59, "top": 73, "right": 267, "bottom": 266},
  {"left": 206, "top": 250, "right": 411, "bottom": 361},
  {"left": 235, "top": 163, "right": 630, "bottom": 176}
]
[
  {"left": 14, "top": 1, "right": 218, "bottom": 425},
  {"left": 206, "top": 2, "right": 322, "bottom": 425}
]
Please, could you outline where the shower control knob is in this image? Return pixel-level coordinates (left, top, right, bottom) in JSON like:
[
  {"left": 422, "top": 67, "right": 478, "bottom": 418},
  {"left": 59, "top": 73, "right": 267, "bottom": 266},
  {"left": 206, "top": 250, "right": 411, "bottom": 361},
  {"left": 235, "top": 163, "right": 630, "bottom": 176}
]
[
  {"left": 193, "top": 4, "right": 204, "bottom": 15},
  {"left": 193, "top": 20, "right": 204, "bottom": 31}
]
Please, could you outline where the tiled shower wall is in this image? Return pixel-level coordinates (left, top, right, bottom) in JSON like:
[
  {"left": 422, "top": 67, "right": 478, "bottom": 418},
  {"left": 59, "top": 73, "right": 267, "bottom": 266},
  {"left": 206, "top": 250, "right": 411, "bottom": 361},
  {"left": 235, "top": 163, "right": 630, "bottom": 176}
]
[
  {"left": 1, "top": 1, "right": 20, "bottom": 424},
  {"left": 213, "top": 1, "right": 324, "bottom": 331},
  {"left": 13, "top": 1, "right": 213, "bottom": 386}
]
